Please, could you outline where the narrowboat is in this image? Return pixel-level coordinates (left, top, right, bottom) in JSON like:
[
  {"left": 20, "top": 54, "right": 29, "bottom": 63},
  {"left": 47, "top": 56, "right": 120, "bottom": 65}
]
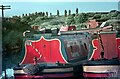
[
  {"left": 83, "top": 30, "right": 120, "bottom": 78},
  {"left": 14, "top": 27, "right": 93, "bottom": 79}
]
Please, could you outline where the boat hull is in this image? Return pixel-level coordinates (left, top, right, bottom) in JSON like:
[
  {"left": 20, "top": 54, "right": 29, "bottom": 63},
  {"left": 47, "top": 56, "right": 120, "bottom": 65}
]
[
  {"left": 83, "top": 59, "right": 120, "bottom": 78},
  {"left": 14, "top": 63, "right": 74, "bottom": 79}
]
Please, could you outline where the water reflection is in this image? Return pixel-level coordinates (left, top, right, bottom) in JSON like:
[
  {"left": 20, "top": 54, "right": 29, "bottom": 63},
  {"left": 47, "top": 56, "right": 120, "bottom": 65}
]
[{"left": 2, "top": 49, "right": 22, "bottom": 71}]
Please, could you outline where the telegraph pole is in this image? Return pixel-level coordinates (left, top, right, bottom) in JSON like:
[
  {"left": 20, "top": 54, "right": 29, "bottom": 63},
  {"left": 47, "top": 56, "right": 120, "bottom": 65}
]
[
  {"left": 0, "top": 5, "right": 11, "bottom": 19},
  {"left": 0, "top": 5, "right": 10, "bottom": 79}
]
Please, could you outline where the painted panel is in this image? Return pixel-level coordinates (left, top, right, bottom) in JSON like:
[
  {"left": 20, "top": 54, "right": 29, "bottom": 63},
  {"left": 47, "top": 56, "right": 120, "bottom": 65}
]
[
  {"left": 63, "top": 34, "right": 90, "bottom": 61},
  {"left": 21, "top": 37, "right": 66, "bottom": 64},
  {"left": 117, "top": 38, "right": 120, "bottom": 59},
  {"left": 50, "top": 40, "right": 67, "bottom": 63},
  {"left": 90, "top": 33, "right": 118, "bottom": 60},
  {"left": 100, "top": 33, "right": 117, "bottom": 59},
  {"left": 65, "top": 40, "right": 81, "bottom": 60}
]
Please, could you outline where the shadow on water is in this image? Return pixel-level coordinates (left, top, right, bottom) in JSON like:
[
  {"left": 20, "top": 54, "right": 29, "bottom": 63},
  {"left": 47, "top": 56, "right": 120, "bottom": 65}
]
[{"left": 2, "top": 49, "right": 22, "bottom": 71}]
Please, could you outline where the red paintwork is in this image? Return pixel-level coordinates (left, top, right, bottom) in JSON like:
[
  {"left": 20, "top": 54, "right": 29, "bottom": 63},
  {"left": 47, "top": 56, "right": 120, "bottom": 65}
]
[
  {"left": 68, "top": 26, "right": 76, "bottom": 31},
  {"left": 117, "top": 38, "right": 120, "bottom": 59},
  {"left": 91, "top": 39, "right": 101, "bottom": 59},
  {"left": 43, "top": 73, "right": 73, "bottom": 78},
  {"left": 91, "top": 33, "right": 118, "bottom": 60},
  {"left": 83, "top": 73, "right": 114, "bottom": 77},
  {"left": 21, "top": 32, "right": 120, "bottom": 64},
  {"left": 15, "top": 75, "right": 44, "bottom": 79},
  {"left": 21, "top": 37, "right": 66, "bottom": 64},
  {"left": 15, "top": 73, "right": 73, "bottom": 79}
]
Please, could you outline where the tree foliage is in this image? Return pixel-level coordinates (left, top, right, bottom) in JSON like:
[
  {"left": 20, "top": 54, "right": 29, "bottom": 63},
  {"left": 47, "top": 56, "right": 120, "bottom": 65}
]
[
  {"left": 2, "top": 18, "right": 31, "bottom": 51},
  {"left": 76, "top": 23, "right": 87, "bottom": 30},
  {"left": 50, "top": 13, "right": 52, "bottom": 17},
  {"left": 86, "top": 12, "right": 95, "bottom": 17},
  {"left": 76, "top": 8, "right": 78, "bottom": 14},
  {"left": 57, "top": 10, "right": 59, "bottom": 16},
  {"left": 74, "top": 13, "right": 88, "bottom": 24},
  {"left": 109, "top": 10, "right": 119, "bottom": 18},
  {"left": 93, "top": 14, "right": 101, "bottom": 19},
  {"left": 117, "top": 14, "right": 120, "bottom": 19},
  {"left": 3, "top": 31, "right": 23, "bottom": 50},
  {"left": 64, "top": 10, "right": 67, "bottom": 17},
  {"left": 68, "top": 10, "right": 71, "bottom": 15},
  {"left": 66, "top": 14, "right": 75, "bottom": 25},
  {"left": 100, "top": 14, "right": 110, "bottom": 21},
  {"left": 46, "top": 12, "right": 48, "bottom": 17}
]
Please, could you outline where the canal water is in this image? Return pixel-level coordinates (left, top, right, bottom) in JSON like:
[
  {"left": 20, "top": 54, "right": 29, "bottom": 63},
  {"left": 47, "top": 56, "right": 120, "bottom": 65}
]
[
  {"left": 1, "top": 50, "right": 120, "bottom": 79},
  {"left": 2, "top": 49, "right": 22, "bottom": 71}
]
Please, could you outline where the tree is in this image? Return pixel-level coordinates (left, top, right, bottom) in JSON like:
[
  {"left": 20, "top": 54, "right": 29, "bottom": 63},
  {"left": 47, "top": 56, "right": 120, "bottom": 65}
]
[
  {"left": 35, "top": 12, "right": 38, "bottom": 15},
  {"left": 22, "top": 14, "right": 25, "bottom": 17},
  {"left": 29, "top": 13, "right": 31, "bottom": 16},
  {"left": 38, "top": 12, "right": 43, "bottom": 16},
  {"left": 76, "top": 8, "right": 78, "bottom": 14},
  {"left": 2, "top": 18, "right": 31, "bottom": 52},
  {"left": 109, "top": 10, "right": 119, "bottom": 18},
  {"left": 12, "top": 16, "right": 21, "bottom": 21},
  {"left": 64, "top": 10, "right": 67, "bottom": 17},
  {"left": 100, "top": 14, "right": 110, "bottom": 21},
  {"left": 66, "top": 14, "right": 75, "bottom": 25},
  {"left": 117, "top": 14, "right": 120, "bottom": 19},
  {"left": 77, "top": 23, "right": 87, "bottom": 30},
  {"left": 68, "top": 10, "right": 71, "bottom": 15},
  {"left": 93, "top": 14, "right": 101, "bottom": 20},
  {"left": 42, "top": 12, "right": 45, "bottom": 16},
  {"left": 74, "top": 13, "right": 88, "bottom": 24},
  {"left": 25, "top": 14, "right": 27, "bottom": 16},
  {"left": 3, "top": 31, "right": 23, "bottom": 51},
  {"left": 86, "top": 12, "right": 95, "bottom": 17},
  {"left": 46, "top": 12, "right": 48, "bottom": 17},
  {"left": 57, "top": 10, "right": 59, "bottom": 16},
  {"left": 21, "top": 16, "right": 30, "bottom": 23},
  {"left": 50, "top": 13, "right": 52, "bottom": 17}
]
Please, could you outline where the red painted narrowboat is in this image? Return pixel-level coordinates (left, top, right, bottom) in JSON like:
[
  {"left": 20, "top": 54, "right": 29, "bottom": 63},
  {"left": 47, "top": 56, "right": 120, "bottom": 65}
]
[
  {"left": 83, "top": 31, "right": 120, "bottom": 79},
  {"left": 14, "top": 27, "right": 93, "bottom": 79}
]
